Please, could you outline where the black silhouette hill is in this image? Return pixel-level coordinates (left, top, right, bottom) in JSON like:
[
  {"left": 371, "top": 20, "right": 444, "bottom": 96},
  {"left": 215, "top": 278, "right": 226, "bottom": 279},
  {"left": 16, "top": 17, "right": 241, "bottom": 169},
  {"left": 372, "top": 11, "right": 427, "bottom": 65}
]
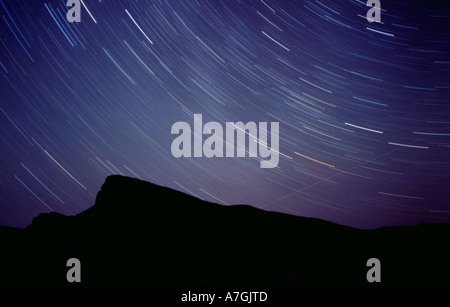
[{"left": 0, "top": 175, "right": 449, "bottom": 286}]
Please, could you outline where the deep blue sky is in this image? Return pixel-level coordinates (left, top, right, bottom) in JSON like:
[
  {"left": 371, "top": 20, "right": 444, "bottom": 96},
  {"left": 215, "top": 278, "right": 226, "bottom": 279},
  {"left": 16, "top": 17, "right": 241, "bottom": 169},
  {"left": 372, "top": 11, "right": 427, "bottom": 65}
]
[{"left": 1, "top": 0, "right": 449, "bottom": 229}]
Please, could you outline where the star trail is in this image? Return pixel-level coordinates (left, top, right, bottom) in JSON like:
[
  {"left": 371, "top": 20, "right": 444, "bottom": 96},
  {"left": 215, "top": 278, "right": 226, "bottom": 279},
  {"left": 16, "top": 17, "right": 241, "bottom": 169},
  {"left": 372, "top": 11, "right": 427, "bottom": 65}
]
[{"left": 0, "top": 0, "right": 449, "bottom": 229}]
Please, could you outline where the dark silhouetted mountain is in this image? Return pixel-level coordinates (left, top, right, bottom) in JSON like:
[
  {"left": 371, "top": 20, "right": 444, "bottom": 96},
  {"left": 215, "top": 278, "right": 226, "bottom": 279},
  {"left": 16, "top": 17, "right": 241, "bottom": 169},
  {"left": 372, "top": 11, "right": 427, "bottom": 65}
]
[{"left": 0, "top": 175, "right": 449, "bottom": 286}]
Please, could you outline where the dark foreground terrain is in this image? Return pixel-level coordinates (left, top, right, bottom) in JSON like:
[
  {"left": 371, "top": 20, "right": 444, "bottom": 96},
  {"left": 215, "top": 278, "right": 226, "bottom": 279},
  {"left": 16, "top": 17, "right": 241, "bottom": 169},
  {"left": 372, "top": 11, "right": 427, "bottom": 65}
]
[{"left": 1, "top": 175, "right": 449, "bottom": 286}]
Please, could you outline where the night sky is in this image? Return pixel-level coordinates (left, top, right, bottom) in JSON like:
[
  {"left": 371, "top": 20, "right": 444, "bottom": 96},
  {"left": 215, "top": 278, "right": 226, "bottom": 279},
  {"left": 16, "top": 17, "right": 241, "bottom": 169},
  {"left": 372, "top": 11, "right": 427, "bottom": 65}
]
[{"left": 1, "top": 0, "right": 449, "bottom": 229}]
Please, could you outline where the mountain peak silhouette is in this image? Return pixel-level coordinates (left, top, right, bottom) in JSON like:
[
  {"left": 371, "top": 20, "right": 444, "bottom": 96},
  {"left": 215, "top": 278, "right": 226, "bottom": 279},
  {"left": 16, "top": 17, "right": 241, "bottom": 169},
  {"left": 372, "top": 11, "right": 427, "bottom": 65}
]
[{"left": 1, "top": 175, "right": 450, "bottom": 286}]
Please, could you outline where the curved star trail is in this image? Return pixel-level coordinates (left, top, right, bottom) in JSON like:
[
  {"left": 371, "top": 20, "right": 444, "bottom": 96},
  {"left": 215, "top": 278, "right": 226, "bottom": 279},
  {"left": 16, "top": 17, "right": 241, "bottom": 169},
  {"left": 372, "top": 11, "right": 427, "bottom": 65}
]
[{"left": 1, "top": 0, "right": 449, "bottom": 229}]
